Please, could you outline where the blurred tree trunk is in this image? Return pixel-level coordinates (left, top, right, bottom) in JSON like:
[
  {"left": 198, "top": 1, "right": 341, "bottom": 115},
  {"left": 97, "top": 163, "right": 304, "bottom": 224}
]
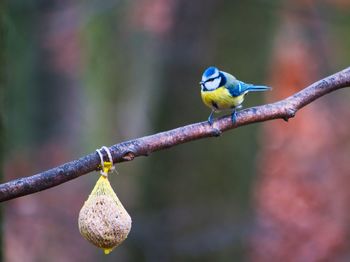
[
  {"left": 133, "top": 1, "right": 274, "bottom": 261},
  {"left": 0, "top": 2, "right": 5, "bottom": 261},
  {"left": 4, "top": 1, "right": 90, "bottom": 261},
  {"left": 250, "top": 1, "right": 350, "bottom": 261}
]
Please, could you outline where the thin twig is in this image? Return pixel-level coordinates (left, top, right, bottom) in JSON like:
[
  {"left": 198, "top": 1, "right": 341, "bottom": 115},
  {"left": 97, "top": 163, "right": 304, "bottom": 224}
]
[{"left": 1, "top": 67, "right": 350, "bottom": 202}]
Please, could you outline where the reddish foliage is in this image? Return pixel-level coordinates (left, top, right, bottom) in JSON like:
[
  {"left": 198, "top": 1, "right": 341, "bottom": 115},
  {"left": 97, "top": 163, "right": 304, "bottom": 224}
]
[
  {"left": 41, "top": 5, "right": 81, "bottom": 77},
  {"left": 250, "top": 2, "right": 350, "bottom": 261},
  {"left": 128, "top": 0, "right": 177, "bottom": 36}
]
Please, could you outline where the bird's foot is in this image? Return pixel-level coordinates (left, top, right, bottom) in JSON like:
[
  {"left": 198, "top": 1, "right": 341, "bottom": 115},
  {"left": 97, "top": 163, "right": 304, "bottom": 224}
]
[
  {"left": 207, "top": 110, "right": 215, "bottom": 125},
  {"left": 231, "top": 110, "right": 237, "bottom": 125}
]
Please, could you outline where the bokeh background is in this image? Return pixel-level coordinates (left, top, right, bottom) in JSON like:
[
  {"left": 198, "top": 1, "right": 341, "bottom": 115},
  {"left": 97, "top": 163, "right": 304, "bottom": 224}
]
[{"left": 2, "top": 0, "right": 350, "bottom": 261}]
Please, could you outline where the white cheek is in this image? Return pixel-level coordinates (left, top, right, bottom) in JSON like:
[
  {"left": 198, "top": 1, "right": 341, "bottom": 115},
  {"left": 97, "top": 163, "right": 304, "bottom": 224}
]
[{"left": 205, "top": 78, "right": 221, "bottom": 90}]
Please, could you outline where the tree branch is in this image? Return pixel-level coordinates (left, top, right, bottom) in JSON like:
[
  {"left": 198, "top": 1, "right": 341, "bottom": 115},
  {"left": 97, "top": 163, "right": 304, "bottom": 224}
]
[{"left": 1, "top": 67, "right": 350, "bottom": 202}]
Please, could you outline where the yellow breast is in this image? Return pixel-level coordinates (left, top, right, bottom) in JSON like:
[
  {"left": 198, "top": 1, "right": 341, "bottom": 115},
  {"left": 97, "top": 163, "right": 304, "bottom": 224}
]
[{"left": 201, "top": 86, "right": 245, "bottom": 111}]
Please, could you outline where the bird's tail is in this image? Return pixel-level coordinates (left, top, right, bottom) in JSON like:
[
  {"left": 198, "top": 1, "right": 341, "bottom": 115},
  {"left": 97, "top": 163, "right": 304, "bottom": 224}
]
[{"left": 240, "top": 81, "right": 271, "bottom": 92}]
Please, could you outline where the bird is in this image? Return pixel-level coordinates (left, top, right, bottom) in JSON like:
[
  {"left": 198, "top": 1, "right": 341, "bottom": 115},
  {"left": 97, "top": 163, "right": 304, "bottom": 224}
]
[{"left": 199, "top": 66, "right": 271, "bottom": 125}]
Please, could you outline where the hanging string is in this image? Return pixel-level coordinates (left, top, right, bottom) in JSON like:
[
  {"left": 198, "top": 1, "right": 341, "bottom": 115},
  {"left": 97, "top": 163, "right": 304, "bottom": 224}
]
[{"left": 96, "top": 147, "right": 115, "bottom": 177}]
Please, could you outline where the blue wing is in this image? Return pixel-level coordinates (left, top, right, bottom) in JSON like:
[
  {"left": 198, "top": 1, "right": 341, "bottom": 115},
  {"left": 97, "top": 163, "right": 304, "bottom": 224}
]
[{"left": 226, "top": 81, "right": 271, "bottom": 97}]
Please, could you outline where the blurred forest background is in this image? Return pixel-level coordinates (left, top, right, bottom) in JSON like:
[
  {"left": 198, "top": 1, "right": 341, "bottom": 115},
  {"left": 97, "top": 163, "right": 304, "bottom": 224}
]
[{"left": 2, "top": 0, "right": 350, "bottom": 261}]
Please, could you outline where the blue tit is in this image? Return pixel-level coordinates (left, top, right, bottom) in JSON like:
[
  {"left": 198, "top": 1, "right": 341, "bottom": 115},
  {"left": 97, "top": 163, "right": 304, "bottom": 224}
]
[{"left": 199, "top": 66, "right": 271, "bottom": 125}]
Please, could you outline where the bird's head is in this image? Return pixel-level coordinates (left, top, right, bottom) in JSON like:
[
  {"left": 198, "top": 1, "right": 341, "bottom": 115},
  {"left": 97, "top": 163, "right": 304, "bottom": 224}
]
[{"left": 200, "top": 66, "right": 225, "bottom": 91}]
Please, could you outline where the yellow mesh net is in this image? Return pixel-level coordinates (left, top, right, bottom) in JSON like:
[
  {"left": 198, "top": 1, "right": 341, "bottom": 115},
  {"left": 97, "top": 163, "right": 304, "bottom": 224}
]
[{"left": 78, "top": 161, "right": 132, "bottom": 254}]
